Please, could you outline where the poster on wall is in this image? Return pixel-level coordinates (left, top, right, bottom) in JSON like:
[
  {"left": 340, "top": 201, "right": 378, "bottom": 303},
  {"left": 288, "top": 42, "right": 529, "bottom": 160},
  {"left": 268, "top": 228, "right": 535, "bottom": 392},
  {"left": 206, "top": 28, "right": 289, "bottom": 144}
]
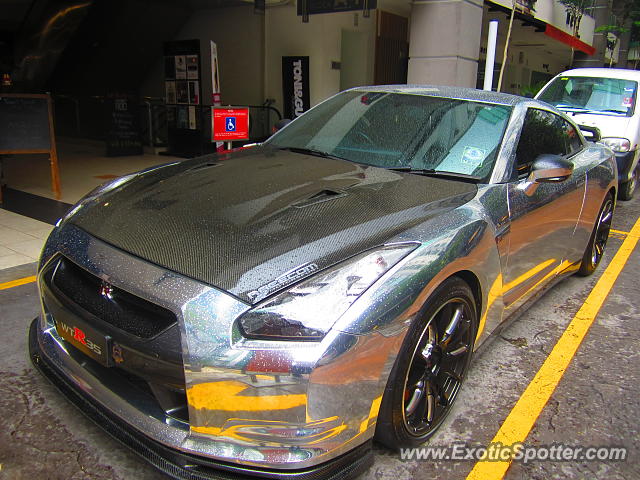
[
  {"left": 188, "top": 81, "right": 199, "bottom": 104},
  {"left": 176, "top": 81, "right": 189, "bottom": 104},
  {"left": 186, "top": 54, "right": 199, "bottom": 79},
  {"left": 282, "top": 56, "right": 310, "bottom": 119},
  {"left": 211, "top": 41, "right": 224, "bottom": 149},
  {"left": 175, "top": 55, "right": 187, "bottom": 79},
  {"left": 211, "top": 41, "right": 221, "bottom": 106}
]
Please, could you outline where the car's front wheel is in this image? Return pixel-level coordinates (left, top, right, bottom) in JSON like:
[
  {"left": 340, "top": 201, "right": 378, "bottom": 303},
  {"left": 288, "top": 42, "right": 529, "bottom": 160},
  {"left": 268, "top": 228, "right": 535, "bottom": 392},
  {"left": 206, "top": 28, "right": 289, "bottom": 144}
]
[
  {"left": 375, "top": 277, "right": 477, "bottom": 449},
  {"left": 578, "top": 193, "right": 614, "bottom": 276}
]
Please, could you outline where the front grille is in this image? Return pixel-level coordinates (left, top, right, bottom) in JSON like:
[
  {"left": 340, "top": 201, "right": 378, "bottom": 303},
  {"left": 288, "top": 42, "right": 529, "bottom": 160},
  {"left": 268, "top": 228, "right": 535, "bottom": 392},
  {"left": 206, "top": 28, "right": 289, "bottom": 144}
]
[
  {"left": 50, "top": 256, "right": 177, "bottom": 338},
  {"left": 42, "top": 255, "right": 188, "bottom": 424}
]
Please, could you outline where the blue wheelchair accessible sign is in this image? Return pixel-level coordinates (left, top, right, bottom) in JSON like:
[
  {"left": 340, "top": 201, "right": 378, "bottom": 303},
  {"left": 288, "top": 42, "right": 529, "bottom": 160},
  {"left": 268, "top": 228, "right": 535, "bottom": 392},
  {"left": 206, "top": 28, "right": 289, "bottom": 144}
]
[{"left": 225, "top": 117, "right": 236, "bottom": 132}]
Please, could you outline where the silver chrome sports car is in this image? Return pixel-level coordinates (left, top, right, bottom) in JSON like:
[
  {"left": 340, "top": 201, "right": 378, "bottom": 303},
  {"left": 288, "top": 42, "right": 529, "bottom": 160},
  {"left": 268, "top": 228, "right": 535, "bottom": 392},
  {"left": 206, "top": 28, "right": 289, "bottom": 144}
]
[{"left": 30, "top": 86, "right": 617, "bottom": 479}]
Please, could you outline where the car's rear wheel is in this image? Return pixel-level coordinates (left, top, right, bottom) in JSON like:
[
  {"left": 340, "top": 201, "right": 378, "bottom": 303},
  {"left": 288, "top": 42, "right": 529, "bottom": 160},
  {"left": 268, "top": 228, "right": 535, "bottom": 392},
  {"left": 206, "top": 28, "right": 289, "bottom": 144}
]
[
  {"left": 619, "top": 169, "right": 637, "bottom": 201},
  {"left": 375, "top": 277, "right": 477, "bottom": 449},
  {"left": 578, "top": 193, "right": 614, "bottom": 276}
]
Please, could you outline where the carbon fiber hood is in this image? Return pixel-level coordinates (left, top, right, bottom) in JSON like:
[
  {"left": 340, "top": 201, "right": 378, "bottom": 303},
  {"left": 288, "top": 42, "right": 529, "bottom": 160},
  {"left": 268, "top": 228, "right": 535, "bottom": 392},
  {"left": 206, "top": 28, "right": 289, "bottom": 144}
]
[{"left": 70, "top": 147, "right": 477, "bottom": 302}]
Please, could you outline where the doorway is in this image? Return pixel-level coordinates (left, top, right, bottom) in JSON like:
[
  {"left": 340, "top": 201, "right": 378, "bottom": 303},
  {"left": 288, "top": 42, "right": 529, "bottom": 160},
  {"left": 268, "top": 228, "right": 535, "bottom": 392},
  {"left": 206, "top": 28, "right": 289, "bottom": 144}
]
[{"left": 374, "top": 11, "right": 408, "bottom": 85}]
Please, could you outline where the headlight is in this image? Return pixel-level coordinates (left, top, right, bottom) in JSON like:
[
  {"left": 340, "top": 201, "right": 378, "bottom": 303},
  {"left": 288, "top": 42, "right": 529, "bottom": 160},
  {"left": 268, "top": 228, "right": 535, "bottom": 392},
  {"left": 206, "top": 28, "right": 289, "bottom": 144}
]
[
  {"left": 601, "top": 137, "right": 631, "bottom": 153},
  {"left": 56, "top": 174, "right": 138, "bottom": 227},
  {"left": 238, "top": 244, "right": 418, "bottom": 341}
]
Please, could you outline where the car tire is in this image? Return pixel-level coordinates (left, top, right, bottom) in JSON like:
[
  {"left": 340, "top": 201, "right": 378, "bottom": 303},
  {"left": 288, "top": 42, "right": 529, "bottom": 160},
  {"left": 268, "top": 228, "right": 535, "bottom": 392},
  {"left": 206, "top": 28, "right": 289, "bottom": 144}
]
[
  {"left": 375, "top": 276, "right": 477, "bottom": 449},
  {"left": 577, "top": 193, "right": 614, "bottom": 277},
  {"left": 619, "top": 169, "right": 637, "bottom": 201}
]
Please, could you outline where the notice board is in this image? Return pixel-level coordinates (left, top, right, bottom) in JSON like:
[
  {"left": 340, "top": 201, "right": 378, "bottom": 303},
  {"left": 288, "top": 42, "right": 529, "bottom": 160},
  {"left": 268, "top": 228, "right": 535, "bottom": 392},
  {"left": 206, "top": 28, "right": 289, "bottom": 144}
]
[
  {"left": 105, "top": 93, "right": 143, "bottom": 156},
  {"left": 212, "top": 107, "right": 249, "bottom": 142},
  {"left": 0, "top": 94, "right": 61, "bottom": 199}
]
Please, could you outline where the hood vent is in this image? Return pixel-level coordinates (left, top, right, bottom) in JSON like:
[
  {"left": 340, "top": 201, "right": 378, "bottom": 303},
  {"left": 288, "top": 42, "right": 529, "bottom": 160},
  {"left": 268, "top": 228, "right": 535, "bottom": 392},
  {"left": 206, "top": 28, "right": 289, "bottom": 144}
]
[{"left": 292, "top": 189, "right": 348, "bottom": 208}]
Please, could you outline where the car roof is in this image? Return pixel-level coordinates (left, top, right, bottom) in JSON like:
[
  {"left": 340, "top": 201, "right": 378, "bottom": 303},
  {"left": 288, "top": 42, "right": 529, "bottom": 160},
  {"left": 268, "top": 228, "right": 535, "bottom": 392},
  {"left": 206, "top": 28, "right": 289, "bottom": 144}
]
[
  {"left": 554, "top": 68, "right": 640, "bottom": 81},
  {"left": 348, "top": 84, "right": 532, "bottom": 107}
]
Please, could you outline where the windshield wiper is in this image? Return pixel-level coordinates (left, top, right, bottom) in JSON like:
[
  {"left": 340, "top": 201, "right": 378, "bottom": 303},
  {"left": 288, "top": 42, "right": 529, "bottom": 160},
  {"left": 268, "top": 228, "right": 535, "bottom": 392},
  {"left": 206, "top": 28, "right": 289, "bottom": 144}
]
[
  {"left": 556, "top": 106, "right": 627, "bottom": 116},
  {"left": 386, "top": 167, "right": 480, "bottom": 181},
  {"left": 276, "top": 146, "right": 346, "bottom": 160},
  {"left": 555, "top": 104, "right": 588, "bottom": 111},
  {"left": 387, "top": 166, "right": 437, "bottom": 174},
  {"left": 597, "top": 109, "right": 628, "bottom": 115}
]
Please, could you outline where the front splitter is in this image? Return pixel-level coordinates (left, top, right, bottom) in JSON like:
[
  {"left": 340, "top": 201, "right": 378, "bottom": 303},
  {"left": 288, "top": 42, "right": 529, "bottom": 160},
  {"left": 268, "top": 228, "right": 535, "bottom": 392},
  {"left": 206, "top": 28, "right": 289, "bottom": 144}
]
[{"left": 28, "top": 319, "right": 374, "bottom": 480}]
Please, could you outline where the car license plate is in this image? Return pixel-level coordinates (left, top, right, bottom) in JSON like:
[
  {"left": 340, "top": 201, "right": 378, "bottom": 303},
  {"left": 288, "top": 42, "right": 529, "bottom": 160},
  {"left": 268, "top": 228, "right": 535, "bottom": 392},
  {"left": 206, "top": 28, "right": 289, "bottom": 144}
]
[{"left": 55, "top": 316, "right": 111, "bottom": 366}]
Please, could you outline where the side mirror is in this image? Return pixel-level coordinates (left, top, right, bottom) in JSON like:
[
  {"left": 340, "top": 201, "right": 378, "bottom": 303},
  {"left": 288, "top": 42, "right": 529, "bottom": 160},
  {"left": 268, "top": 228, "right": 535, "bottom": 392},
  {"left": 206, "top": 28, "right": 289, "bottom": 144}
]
[
  {"left": 578, "top": 124, "right": 601, "bottom": 142},
  {"left": 527, "top": 154, "right": 574, "bottom": 183}
]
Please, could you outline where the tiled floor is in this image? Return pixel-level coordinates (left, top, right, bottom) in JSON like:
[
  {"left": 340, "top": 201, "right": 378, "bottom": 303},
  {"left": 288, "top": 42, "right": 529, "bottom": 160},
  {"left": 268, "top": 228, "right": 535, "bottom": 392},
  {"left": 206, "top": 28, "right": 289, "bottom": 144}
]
[
  {"left": 0, "top": 209, "right": 53, "bottom": 269},
  {"left": 2, "top": 138, "right": 179, "bottom": 204},
  {"left": 0, "top": 139, "right": 180, "bottom": 271}
]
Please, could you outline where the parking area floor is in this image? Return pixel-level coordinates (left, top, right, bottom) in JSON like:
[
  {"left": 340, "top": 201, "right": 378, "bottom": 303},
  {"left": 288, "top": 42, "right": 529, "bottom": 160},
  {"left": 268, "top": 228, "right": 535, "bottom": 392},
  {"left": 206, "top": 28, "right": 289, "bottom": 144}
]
[{"left": 0, "top": 196, "right": 639, "bottom": 480}]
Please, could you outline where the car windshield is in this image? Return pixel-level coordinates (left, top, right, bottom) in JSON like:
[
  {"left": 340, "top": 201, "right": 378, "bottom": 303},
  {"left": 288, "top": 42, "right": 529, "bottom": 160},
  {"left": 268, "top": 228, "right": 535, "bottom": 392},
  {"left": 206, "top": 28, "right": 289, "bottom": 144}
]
[
  {"left": 538, "top": 76, "right": 638, "bottom": 117},
  {"left": 266, "top": 91, "right": 512, "bottom": 181}
]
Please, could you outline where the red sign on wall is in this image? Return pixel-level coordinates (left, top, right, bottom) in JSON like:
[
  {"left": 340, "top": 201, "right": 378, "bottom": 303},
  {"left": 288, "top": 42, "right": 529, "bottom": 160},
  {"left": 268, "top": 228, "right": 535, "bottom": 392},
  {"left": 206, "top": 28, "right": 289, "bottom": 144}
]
[{"left": 212, "top": 107, "right": 249, "bottom": 142}]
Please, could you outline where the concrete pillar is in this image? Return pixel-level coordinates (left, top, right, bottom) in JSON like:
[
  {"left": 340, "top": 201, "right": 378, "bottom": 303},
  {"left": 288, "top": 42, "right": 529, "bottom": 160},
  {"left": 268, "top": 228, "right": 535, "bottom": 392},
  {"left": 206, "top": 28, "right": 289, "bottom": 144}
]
[
  {"left": 573, "top": 0, "right": 610, "bottom": 68},
  {"left": 407, "top": 0, "right": 484, "bottom": 87},
  {"left": 616, "top": 16, "right": 633, "bottom": 68}
]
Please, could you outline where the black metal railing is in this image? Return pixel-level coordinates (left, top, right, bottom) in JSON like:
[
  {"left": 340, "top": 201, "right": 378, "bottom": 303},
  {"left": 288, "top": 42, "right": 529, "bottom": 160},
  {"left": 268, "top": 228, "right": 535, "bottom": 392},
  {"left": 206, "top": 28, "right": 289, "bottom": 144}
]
[{"left": 52, "top": 95, "right": 282, "bottom": 149}]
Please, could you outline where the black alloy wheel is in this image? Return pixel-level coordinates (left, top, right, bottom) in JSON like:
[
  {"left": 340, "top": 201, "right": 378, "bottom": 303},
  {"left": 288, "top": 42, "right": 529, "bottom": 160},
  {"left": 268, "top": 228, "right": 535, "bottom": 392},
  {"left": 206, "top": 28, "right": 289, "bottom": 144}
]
[
  {"left": 578, "top": 193, "right": 614, "bottom": 276},
  {"left": 375, "top": 277, "right": 477, "bottom": 448}
]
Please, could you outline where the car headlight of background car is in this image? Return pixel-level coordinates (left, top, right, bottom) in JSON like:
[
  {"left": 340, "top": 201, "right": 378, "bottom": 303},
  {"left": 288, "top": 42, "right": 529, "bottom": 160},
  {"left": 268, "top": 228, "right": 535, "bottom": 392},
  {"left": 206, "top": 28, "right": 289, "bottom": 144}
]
[
  {"left": 601, "top": 137, "right": 631, "bottom": 153},
  {"left": 239, "top": 244, "right": 418, "bottom": 340}
]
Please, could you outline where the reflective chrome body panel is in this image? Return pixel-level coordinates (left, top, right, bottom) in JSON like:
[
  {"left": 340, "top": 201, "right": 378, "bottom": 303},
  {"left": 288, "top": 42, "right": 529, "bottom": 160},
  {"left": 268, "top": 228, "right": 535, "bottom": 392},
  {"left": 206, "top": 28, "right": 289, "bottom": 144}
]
[{"left": 33, "top": 88, "right": 618, "bottom": 474}]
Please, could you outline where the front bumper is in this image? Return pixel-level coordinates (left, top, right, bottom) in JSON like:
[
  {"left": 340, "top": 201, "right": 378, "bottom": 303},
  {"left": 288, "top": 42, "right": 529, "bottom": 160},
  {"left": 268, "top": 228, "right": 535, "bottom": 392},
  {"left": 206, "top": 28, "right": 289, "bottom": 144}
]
[
  {"left": 614, "top": 149, "right": 639, "bottom": 182},
  {"left": 31, "top": 223, "right": 405, "bottom": 477},
  {"left": 29, "top": 319, "right": 373, "bottom": 480}
]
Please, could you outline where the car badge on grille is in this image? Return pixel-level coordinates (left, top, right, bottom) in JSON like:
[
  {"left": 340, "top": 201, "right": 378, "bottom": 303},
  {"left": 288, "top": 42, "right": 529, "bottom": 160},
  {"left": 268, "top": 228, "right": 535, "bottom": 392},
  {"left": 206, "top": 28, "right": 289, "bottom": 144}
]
[{"left": 99, "top": 281, "right": 114, "bottom": 300}]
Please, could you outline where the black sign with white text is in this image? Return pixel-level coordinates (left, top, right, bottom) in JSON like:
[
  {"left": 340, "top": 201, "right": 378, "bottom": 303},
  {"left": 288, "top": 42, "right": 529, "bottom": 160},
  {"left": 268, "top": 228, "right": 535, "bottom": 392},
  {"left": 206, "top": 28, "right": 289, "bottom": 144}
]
[
  {"left": 105, "top": 93, "right": 143, "bottom": 156},
  {"left": 282, "top": 56, "right": 310, "bottom": 120},
  {"left": 297, "top": 0, "right": 376, "bottom": 15}
]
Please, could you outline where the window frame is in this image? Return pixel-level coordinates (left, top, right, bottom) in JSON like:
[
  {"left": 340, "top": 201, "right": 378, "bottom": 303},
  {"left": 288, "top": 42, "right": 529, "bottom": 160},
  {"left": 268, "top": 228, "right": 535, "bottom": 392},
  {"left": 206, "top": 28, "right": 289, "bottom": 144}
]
[{"left": 511, "top": 107, "right": 585, "bottom": 181}]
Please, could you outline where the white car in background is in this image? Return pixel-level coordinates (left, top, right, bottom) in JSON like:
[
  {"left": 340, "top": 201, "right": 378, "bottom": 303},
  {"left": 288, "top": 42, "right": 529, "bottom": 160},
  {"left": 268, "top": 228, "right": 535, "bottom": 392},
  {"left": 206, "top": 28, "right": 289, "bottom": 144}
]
[{"left": 536, "top": 68, "right": 640, "bottom": 200}]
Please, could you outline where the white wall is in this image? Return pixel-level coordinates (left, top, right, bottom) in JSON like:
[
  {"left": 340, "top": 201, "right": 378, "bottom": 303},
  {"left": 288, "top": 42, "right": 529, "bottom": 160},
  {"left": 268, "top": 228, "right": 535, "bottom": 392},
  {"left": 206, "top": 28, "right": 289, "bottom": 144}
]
[
  {"left": 141, "top": 5, "right": 265, "bottom": 106},
  {"left": 265, "top": 4, "right": 376, "bottom": 114},
  {"left": 142, "top": 3, "right": 383, "bottom": 115}
]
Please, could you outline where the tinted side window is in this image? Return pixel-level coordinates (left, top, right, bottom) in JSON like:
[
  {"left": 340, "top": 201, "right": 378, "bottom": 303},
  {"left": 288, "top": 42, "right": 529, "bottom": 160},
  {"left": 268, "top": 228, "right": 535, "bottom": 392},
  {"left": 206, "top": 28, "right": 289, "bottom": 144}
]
[
  {"left": 560, "top": 118, "right": 583, "bottom": 154},
  {"left": 515, "top": 109, "right": 568, "bottom": 177}
]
